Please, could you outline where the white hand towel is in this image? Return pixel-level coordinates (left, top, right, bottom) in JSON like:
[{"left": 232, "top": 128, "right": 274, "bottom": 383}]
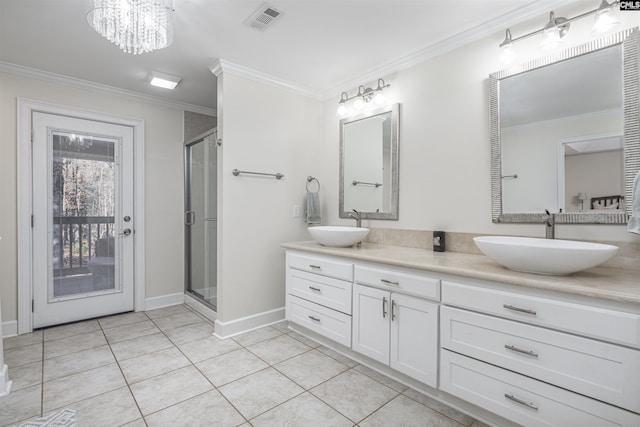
[
  {"left": 628, "top": 170, "right": 640, "bottom": 235},
  {"left": 305, "top": 191, "right": 321, "bottom": 225}
]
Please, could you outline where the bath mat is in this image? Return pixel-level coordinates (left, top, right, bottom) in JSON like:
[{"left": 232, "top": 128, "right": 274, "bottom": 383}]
[{"left": 18, "top": 409, "right": 77, "bottom": 427}]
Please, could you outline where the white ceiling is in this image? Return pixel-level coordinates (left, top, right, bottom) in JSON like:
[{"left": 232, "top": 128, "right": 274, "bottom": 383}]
[{"left": 0, "top": 0, "right": 573, "bottom": 113}]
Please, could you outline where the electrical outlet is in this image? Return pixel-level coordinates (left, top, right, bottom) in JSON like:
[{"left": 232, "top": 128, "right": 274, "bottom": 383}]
[{"left": 293, "top": 205, "right": 301, "bottom": 218}]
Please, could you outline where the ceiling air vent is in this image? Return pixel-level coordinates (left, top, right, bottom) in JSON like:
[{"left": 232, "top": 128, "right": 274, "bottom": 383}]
[{"left": 245, "top": 4, "right": 283, "bottom": 32}]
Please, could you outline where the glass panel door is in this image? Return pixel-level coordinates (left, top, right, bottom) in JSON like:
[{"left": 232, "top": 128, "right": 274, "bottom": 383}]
[
  {"left": 185, "top": 131, "right": 217, "bottom": 310},
  {"left": 32, "top": 112, "right": 134, "bottom": 328}
]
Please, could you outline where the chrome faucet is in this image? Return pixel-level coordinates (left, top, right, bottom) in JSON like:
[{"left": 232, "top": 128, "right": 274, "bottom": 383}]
[
  {"left": 348, "top": 209, "right": 362, "bottom": 228},
  {"left": 544, "top": 209, "right": 555, "bottom": 239}
]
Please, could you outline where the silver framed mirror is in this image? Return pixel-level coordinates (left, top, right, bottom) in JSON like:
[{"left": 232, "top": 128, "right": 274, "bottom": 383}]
[
  {"left": 489, "top": 27, "right": 639, "bottom": 224},
  {"left": 339, "top": 103, "right": 400, "bottom": 220}
]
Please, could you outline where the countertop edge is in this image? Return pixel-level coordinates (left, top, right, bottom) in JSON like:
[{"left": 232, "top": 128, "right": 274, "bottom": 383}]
[{"left": 281, "top": 241, "right": 640, "bottom": 306}]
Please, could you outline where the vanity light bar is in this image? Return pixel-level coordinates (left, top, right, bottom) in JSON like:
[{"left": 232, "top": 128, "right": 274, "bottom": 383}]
[
  {"left": 336, "top": 78, "right": 390, "bottom": 117},
  {"left": 499, "top": 1, "right": 621, "bottom": 57}
]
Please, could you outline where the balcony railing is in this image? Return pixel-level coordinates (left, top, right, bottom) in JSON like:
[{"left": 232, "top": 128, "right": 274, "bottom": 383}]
[{"left": 53, "top": 216, "right": 114, "bottom": 276}]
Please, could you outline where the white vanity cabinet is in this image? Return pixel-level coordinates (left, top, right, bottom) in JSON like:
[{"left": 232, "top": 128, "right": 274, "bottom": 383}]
[
  {"left": 351, "top": 265, "right": 440, "bottom": 387},
  {"left": 440, "top": 280, "right": 640, "bottom": 426},
  {"left": 285, "top": 252, "right": 353, "bottom": 347}
]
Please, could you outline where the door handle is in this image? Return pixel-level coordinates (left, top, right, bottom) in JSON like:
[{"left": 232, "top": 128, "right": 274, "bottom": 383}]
[
  {"left": 382, "top": 297, "right": 388, "bottom": 318},
  {"left": 185, "top": 211, "right": 196, "bottom": 225},
  {"left": 119, "top": 228, "right": 132, "bottom": 236}
]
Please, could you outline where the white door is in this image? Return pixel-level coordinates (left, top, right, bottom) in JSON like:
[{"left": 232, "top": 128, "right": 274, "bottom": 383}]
[
  {"left": 390, "top": 293, "right": 438, "bottom": 387},
  {"left": 32, "top": 112, "right": 134, "bottom": 328},
  {"left": 352, "top": 284, "right": 390, "bottom": 364}
]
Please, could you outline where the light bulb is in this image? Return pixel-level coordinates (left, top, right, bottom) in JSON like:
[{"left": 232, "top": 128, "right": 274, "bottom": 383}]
[
  {"left": 373, "top": 90, "right": 385, "bottom": 105},
  {"left": 336, "top": 104, "right": 347, "bottom": 117},
  {"left": 592, "top": 1, "right": 620, "bottom": 35},
  {"left": 499, "top": 45, "right": 517, "bottom": 66},
  {"left": 540, "top": 26, "right": 562, "bottom": 50},
  {"left": 353, "top": 97, "right": 365, "bottom": 110}
]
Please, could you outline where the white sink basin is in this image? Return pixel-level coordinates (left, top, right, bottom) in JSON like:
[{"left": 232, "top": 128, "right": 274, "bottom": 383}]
[
  {"left": 308, "top": 226, "right": 369, "bottom": 247},
  {"left": 474, "top": 236, "right": 618, "bottom": 275}
]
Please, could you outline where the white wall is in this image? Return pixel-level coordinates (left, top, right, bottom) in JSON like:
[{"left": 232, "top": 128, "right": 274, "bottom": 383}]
[
  {"left": 319, "top": 2, "right": 640, "bottom": 243},
  {"left": 0, "top": 71, "right": 184, "bottom": 324},
  {"left": 216, "top": 72, "right": 323, "bottom": 323}
]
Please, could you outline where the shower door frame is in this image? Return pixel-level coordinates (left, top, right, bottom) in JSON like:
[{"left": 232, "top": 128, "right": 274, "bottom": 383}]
[{"left": 184, "top": 128, "right": 218, "bottom": 311}]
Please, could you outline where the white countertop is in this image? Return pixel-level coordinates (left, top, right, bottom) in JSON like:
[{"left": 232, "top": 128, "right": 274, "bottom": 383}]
[{"left": 282, "top": 241, "right": 640, "bottom": 305}]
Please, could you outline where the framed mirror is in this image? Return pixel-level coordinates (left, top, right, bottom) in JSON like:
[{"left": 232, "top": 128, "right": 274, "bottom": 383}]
[
  {"left": 489, "top": 28, "right": 639, "bottom": 224},
  {"left": 339, "top": 103, "right": 400, "bottom": 220}
]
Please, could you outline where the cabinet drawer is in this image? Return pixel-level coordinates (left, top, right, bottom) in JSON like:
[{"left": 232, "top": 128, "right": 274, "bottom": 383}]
[
  {"left": 441, "top": 306, "right": 640, "bottom": 413},
  {"left": 442, "top": 281, "right": 640, "bottom": 348},
  {"left": 287, "top": 252, "right": 353, "bottom": 281},
  {"left": 355, "top": 265, "right": 440, "bottom": 301},
  {"left": 289, "top": 269, "right": 352, "bottom": 315},
  {"left": 441, "top": 350, "right": 640, "bottom": 427},
  {"left": 288, "top": 296, "right": 351, "bottom": 347}
]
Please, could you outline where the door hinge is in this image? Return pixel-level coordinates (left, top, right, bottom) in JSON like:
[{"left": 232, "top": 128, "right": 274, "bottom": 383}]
[
  {"left": 31, "top": 214, "right": 34, "bottom": 228},
  {"left": 30, "top": 129, "right": 34, "bottom": 144},
  {"left": 32, "top": 299, "right": 34, "bottom": 312}
]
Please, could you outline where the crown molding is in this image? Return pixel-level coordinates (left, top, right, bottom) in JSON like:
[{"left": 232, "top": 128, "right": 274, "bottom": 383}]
[
  {"left": 0, "top": 61, "right": 216, "bottom": 116},
  {"left": 210, "top": 59, "right": 323, "bottom": 100},
  {"left": 323, "top": 0, "right": 573, "bottom": 99}
]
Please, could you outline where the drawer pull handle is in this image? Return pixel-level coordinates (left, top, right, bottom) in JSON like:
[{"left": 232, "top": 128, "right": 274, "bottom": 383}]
[
  {"left": 504, "top": 393, "right": 538, "bottom": 411},
  {"left": 308, "top": 315, "right": 321, "bottom": 322},
  {"left": 505, "top": 344, "right": 539, "bottom": 358},
  {"left": 309, "top": 264, "right": 321, "bottom": 269},
  {"left": 391, "top": 300, "right": 397, "bottom": 321},
  {"left": 381, "top": 279, "right": 399, "bottom": 286},
  {"left": 308, "top": 286, "right": 321, "bottom": 292},
  {"left": 382, "top": 297, "right": 388, "bottom": 318},
  {"left": 503, "top": 304, "right": 537, "bottom": 316}
]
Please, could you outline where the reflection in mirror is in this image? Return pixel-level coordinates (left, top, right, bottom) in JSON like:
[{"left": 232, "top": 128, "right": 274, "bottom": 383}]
[
  {"left": 490, "top": 28, "right": 639, "bottom": 224},
  {"left": 340, "top": 103, "right": 399, "bottom": 220}
]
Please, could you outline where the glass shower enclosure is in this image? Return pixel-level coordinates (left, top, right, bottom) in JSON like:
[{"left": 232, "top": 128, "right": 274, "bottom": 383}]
[{"left": 184, "top": 129, "right": 217, "bottom": 310}]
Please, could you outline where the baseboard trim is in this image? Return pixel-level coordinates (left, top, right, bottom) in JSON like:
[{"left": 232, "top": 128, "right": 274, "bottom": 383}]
[
  {"left": 184, "top": 293, "right": 217, "bottom": 322},
  {"left": 2, "top": 321, "right": 18, "bottom": 339},
  {"left": 0, "top": 364, "right": 13, "bottom": 397},
  {"left": 144, "top": 293, "right": 185, "bottom": 311},
  {"left": 214, "top": 307, "right": 285, "bottom": 339}
]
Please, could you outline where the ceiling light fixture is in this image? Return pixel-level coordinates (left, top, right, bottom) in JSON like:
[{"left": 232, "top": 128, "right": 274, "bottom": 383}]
[
  {"left": 87, "top": 0, "right": 174, "bottom": 55},
  {"left": 148, "top": 71, "right": 181, "bottom": 89},
  {"left": 336, "top": 78, "right": 390, "bottom": 117},
  {"left": 499, "top": 1, "right": 621, "bottom": 59}
]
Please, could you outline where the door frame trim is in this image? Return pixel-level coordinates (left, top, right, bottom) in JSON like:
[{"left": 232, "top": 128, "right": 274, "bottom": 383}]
[{"left": 17, "top": 98, "right": 146, "bottom": 334}]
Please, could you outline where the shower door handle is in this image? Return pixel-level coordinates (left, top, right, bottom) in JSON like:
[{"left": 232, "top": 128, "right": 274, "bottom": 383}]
[{"left": 185, "top": 211, "right": 196, "bottom": 225}]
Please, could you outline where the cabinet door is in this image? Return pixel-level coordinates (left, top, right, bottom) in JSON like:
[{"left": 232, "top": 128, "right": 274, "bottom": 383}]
[
  {"left": 352, "top": 284, "right": 390, "bottom": 364},
  {"left": 390, "top": 293, "right": 439, "bottom": 387}
]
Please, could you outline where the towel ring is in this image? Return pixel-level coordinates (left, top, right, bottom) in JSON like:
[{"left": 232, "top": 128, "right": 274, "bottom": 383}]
[{"left": 306, "top": 176, "right": 320, "bottom": 193}]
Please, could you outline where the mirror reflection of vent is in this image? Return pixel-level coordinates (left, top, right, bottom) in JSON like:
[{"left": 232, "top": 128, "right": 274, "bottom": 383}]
[{"left": 245, "top": 4, "right": 283, "bottom": 31}]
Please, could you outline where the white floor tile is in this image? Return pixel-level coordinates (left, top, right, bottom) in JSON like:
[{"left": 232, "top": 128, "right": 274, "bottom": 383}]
[
  {"left": 145, "top": 390, "right": 245, "bottom": 427},
  {"left": 218, "top": 367, "right": 304, "bottom": 420},
  {"left": 129, "top": 365, "right": 213, "bottom": 415}
]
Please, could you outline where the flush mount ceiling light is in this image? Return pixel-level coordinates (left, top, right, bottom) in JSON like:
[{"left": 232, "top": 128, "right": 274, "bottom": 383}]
[
  {"left": 87, "top": 0, "right": 174, "bottom": 55},
  {"left": 148, "top": 71, "right": 181, "bottom": 89},
  {"left": 336, "top": 78, "right": 390, "bottom": 117},
  {"left": 498, "top": 0, "right": 621, "bottom": 64}
]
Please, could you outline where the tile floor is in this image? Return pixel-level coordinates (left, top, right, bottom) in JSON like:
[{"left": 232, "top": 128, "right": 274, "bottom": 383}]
[{"left": 0, "top": 304, "right": 489, "bottom": 427}]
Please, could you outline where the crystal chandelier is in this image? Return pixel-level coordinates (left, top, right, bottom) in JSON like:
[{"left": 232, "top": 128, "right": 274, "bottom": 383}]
[{"left": 87, "top": 0, "right": 174, "bottom": 55}]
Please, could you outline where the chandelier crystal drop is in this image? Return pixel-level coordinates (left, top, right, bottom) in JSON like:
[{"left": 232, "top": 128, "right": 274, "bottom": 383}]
[{"left": 87, "top": 0, "right": 174, "bottom": 55}]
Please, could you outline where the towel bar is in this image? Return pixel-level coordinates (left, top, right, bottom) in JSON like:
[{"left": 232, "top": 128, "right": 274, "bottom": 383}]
[
  {"left": 232, "top": 169, "right": 284, "bottom": 180},
  {"left": 352, "top": 180, "right": 381, "bottom": 188}
]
